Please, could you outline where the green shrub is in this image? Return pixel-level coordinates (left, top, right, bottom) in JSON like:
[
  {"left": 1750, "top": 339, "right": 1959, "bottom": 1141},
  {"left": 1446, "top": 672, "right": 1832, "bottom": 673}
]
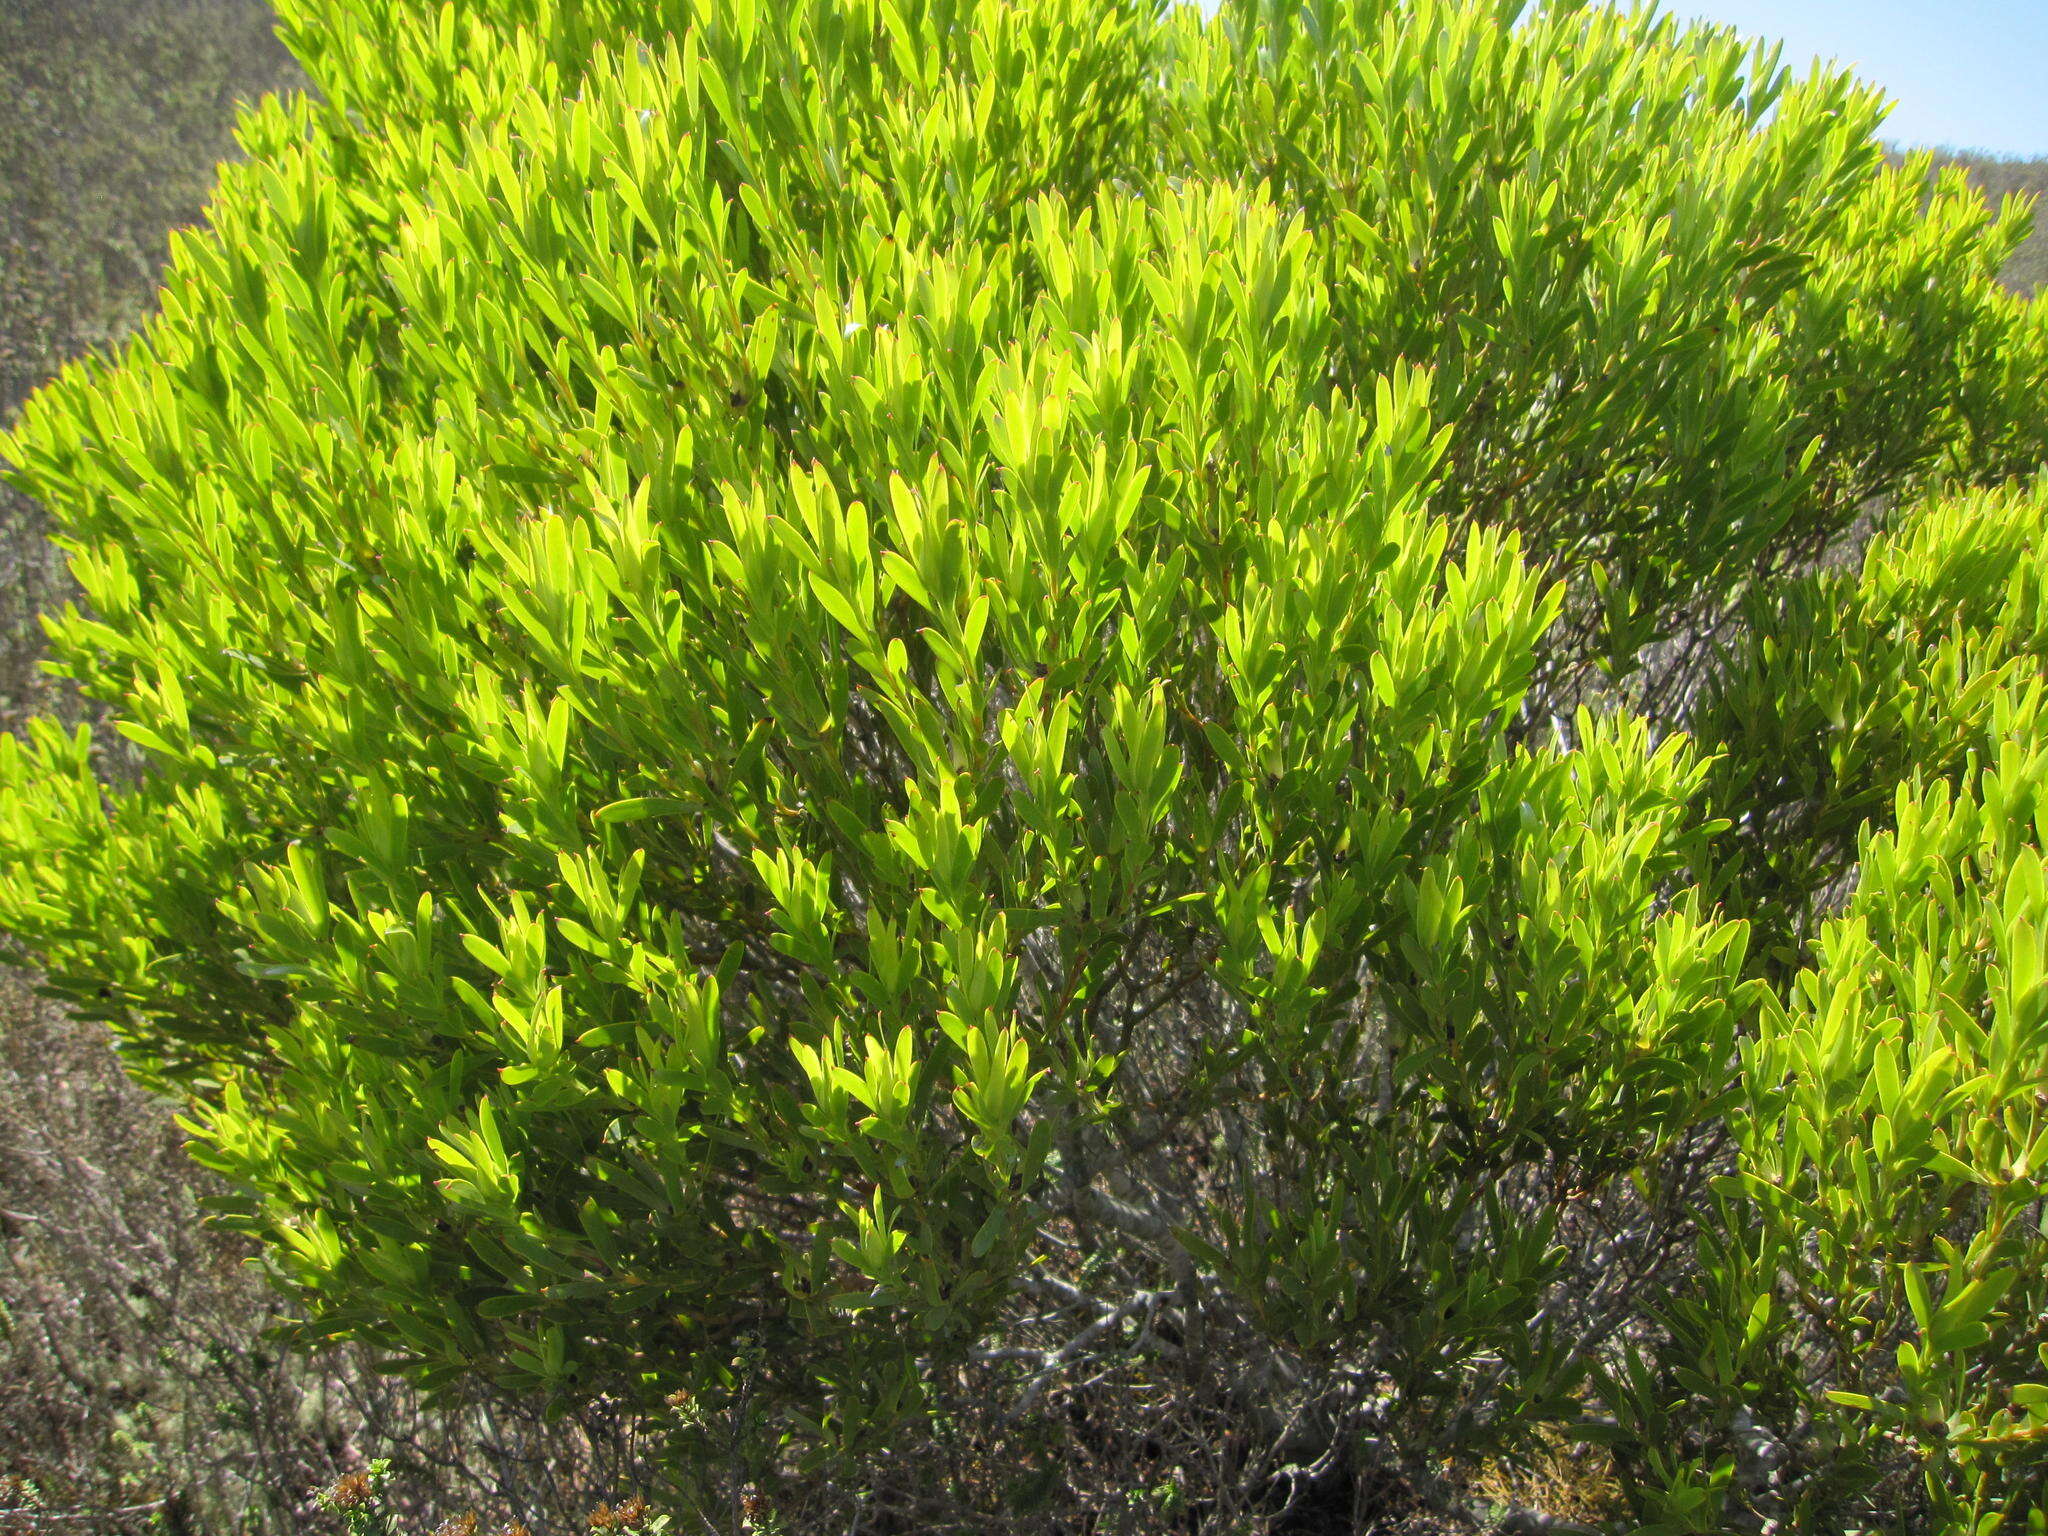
[
  {"left": 1603, "top": 476, "right": 2048, "bottom": 1532},
  {"left": 1895, "top": 148, "right": 2048, "bottom": 301},
  {"left": 0, "top": 0, "right": 2044, "bottom": 1526}
]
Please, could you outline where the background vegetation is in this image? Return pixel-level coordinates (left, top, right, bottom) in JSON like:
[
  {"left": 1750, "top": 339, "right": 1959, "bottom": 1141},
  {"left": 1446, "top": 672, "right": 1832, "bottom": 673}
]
[{"left": 0, "top": 2, "right": 2042, "bottom": 1534}]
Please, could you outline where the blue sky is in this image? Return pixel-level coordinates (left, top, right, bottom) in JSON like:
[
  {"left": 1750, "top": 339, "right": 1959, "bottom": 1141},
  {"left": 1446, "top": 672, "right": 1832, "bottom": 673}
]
[{"left": 1668, "top": 0, "right": 2048, "bottom": 158}]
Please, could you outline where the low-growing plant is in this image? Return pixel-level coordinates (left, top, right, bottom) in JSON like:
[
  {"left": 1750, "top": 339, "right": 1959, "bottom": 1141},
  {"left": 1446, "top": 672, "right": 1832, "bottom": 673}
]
[{"left": 0, "top": 0, "right": 2044, "bottom": 1528}]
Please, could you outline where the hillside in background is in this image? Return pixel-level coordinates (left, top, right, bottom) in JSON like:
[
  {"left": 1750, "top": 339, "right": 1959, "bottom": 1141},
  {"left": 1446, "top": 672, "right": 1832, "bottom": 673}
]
[
  {"left": 0, "top": 0, "right": 311, "bottom": 424},
  {"left": 0, "top": 0, "right": 311, "bottom": 733}
]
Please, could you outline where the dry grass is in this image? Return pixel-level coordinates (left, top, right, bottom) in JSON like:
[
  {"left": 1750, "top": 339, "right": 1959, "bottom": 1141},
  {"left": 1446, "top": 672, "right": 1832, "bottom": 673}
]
[
  {"left": 0, "top": 966, "right": 354, "bottom": 1534},
  {"left": 1464, "top": 1426, "right": 1625, "bottom": 1533},
  {"left": 0, "top": 961, "right": 675, "bottom": 1534}
]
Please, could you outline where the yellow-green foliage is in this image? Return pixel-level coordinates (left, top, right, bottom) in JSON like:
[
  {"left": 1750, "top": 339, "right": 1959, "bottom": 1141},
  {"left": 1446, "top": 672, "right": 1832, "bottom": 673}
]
[
  {"left": 1692, "top": 477, "right": 2048, "bottom": 968},
  {"left": 1608, "top": 477, "right": 2048, "bottom": 1533},
  {"left": 0, "top": 0, "right": 2044, "bottom": 1526},
  {"left": 1897, "top": 147, "right": 2048, "bottom": 300}
]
